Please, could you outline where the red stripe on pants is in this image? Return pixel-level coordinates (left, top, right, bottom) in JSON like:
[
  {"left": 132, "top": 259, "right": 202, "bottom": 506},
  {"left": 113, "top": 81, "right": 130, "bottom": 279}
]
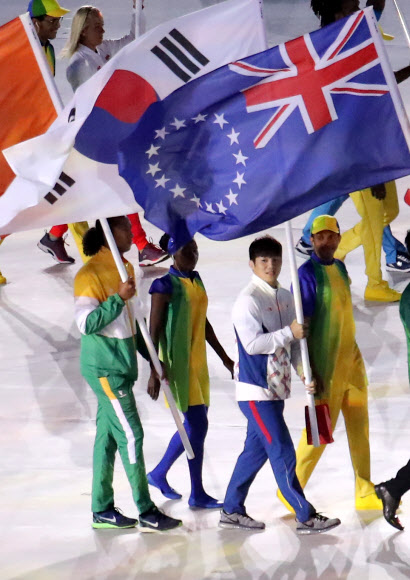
[{"left": 249, "top": 401, "right": 272, "bottom": 444}]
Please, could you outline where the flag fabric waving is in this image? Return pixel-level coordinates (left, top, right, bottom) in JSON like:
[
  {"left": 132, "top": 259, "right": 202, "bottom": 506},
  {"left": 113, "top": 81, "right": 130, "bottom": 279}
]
[
  {"left": 116, "top": 8, "right": 410, "bottom": 251},
  {"left": 0, "top": 0, "right": 266, "bottom": 235},
  {"left": 0, "top": 15, "right": 57, "bottom": 197}
]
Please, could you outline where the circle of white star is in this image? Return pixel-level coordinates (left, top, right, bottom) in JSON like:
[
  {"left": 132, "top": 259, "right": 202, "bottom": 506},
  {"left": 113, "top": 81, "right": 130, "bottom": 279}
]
[{"left": 145, "top": 110, "right": 247, "bottom": 217}]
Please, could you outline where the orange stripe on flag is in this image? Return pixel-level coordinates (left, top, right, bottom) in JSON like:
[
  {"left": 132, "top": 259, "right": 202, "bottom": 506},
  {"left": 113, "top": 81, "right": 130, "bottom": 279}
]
[{"left": 0, "top": 17, "right": 57, "bottom": 196}]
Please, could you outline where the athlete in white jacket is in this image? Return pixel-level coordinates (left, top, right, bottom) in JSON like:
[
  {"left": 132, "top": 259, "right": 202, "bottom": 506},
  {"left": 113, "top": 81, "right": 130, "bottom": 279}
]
[{"left": 219, "top": 235, "right": 341, "bottom": 535}]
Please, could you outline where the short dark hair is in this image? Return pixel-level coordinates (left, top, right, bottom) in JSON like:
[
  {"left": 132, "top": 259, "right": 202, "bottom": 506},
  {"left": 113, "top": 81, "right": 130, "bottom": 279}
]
[
  {"left": 82, "top": 216, "right": 127, "bottom": 256},
  {"left": 249, "top": 235, "right": 282, "bottom": 261}
]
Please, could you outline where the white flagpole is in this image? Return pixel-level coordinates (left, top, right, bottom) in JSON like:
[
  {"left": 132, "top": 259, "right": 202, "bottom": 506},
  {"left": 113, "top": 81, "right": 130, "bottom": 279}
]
[
  {"left": 20, "top": 12, "right": 63, "bottom": 113},
  {"left": 134, "top": 0, "right": 145, "bottom": 37},
  {"left": 100, "top": 218, "right": 194, "bottom": 460},
  {"left": 258, "top": 0, "right": 269, "bottom": 49},
  {"left": 392, "top": 0, "right": 410, "bottom": 49},
  {"left": 285, "top": 221, "right": 320, "bottom": 448}
]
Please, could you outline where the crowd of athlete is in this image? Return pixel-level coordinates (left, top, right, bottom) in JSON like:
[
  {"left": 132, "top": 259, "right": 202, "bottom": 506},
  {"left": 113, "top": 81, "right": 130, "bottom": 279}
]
[{"left": 3, "top": 0, "right": 410, "bottom": 534}]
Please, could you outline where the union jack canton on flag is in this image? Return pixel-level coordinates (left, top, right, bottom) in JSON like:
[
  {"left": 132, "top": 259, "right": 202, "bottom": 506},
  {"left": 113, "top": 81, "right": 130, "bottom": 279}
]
[{"left": 118, "top": 9, "right": 410, "bottom": 251}]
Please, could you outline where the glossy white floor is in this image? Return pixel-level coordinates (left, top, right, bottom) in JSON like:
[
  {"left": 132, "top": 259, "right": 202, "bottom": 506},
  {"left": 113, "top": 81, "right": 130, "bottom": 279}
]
[{"left": 1, "top": 0, "right": 410, "bottom": 578}]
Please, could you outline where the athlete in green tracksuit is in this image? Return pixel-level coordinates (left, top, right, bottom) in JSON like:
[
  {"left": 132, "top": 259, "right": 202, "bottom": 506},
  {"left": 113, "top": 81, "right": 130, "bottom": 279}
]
[{"left": 74, "top": 216, "right": 181, "bottom": 532}]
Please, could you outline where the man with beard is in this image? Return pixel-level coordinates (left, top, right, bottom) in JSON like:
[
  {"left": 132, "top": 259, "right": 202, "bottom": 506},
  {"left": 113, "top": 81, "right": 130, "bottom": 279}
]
[{"left": 279, "top": 215, "right": 382, "bottom": 511}]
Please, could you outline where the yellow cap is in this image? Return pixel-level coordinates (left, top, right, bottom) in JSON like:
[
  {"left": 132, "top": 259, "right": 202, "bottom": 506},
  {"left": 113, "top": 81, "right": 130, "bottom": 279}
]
[{"left": 311, "top": 215, "right": 340, "bottom": 235}]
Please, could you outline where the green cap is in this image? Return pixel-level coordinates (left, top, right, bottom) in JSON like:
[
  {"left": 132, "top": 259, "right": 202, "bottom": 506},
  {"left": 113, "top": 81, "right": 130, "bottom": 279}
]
[{"left": 28, "top": 0, "right": 69, "bottom": 18}]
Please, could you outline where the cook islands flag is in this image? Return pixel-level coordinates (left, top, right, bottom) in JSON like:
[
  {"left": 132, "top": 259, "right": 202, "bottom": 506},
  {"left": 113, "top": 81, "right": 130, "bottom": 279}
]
[{"left": 117, "top": 8, "right": 410, "bottom": 251}]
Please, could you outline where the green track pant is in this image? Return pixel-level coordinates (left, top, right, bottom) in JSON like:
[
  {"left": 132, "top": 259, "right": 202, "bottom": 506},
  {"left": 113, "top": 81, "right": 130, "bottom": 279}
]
[{"left": 84, "top": 373, "right": 154, "bottom": 514}]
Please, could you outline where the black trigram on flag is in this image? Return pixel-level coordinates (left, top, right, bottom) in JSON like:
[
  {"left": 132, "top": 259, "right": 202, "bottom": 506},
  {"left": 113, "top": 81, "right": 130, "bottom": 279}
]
[
  {"left": 151, "top": 29, "right": 209, "bottom": 83},
  {"left": 44, "top": 172, "right": 75, "bottom": 205}
]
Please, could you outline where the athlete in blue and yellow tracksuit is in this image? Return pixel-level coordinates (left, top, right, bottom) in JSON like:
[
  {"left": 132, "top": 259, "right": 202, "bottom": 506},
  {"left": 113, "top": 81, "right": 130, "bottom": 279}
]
[{"left": 278, "top": 216, "right": 382, "bottom": 511}]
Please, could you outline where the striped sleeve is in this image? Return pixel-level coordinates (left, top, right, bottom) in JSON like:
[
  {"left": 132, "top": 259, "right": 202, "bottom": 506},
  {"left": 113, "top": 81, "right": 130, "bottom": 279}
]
[{"left": 74, "top": 269, "right": 125, "bottom": 335}]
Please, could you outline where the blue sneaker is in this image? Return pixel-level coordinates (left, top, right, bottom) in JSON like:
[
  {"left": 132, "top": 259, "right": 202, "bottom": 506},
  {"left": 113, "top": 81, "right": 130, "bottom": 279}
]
[
  {"left": 147, "top": 472, "right": 182, "bottom": 500},
  {"left": 92, "top": 507, "right": 137, "bottom": 529},
  {"left": 139, "top": 506, "right": 182, "bottom": 532}
]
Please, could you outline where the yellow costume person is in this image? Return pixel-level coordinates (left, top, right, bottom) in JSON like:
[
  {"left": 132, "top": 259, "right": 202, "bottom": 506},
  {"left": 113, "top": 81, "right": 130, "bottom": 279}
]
[
  {"left": 279, "top": 216, "right": 382, "bottom": 510},
  {"left": 335, "top": 181, "right": 401, "bottom": 302}
]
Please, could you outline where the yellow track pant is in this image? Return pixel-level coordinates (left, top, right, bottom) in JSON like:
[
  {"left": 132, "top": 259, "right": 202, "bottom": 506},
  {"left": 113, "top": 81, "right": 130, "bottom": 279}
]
[
  {"left": 335, "top": 181, "right": 398, "bottom": 287},
  {"left": 68, "top": 222, "right": 89, "bottom": 264},
  {"left": 294, "top": 378, "right": 375, "bottom": 501}
]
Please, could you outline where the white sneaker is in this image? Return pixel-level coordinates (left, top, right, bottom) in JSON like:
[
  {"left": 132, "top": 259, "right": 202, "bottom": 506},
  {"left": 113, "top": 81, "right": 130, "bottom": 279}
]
[
  {"left": 296, "top": 512, "right": 341, "bottom": 535},
  {"left": 219, "top": 510, "right": 265, "bottom": 531}
]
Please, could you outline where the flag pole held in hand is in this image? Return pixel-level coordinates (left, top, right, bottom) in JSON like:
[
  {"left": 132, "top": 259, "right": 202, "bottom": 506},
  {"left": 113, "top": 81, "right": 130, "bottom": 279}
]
[
  {"left": 100, "top": 217, "right": 195, "bottom": 459},
  {"left": 285, "top": 220, "right": 333, "bottom": 448}
]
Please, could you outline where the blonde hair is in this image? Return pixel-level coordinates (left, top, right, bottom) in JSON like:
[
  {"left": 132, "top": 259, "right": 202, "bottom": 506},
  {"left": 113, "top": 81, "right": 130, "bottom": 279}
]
[{"left": 61, "top": 5, "right": 101, "bottom": 58}]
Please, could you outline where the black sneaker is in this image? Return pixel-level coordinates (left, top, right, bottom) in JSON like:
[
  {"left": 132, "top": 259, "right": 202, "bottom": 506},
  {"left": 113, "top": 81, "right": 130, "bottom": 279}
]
[
  {"left": 295, "top": 238, "right": 313, "bottom": 258},
  {"left": 296, "top": 512, "right": 341, "bottom": 535},
  {"left": 37, "top": 233, "right": 75, "bottom": 264},
  {"left": 386, "top": 253, "right": 410, "bottom": 273},
  {"left": 92, "top": 507, "right": 137, "bottom": 529},
  {"left": 139, "top": 506, "right": 182, "bottom": 532}
]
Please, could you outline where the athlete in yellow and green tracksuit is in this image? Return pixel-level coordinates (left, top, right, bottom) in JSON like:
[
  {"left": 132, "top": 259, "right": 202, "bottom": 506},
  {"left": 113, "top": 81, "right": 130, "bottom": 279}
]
[{"left": 74, "top": 245, "right": 155, "bottom": 516}]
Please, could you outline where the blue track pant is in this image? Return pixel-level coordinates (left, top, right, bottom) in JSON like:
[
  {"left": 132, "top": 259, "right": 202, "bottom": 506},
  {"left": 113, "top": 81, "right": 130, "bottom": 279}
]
[{"left": 223, "top": 400, "right": 314, "bottom": 523}]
